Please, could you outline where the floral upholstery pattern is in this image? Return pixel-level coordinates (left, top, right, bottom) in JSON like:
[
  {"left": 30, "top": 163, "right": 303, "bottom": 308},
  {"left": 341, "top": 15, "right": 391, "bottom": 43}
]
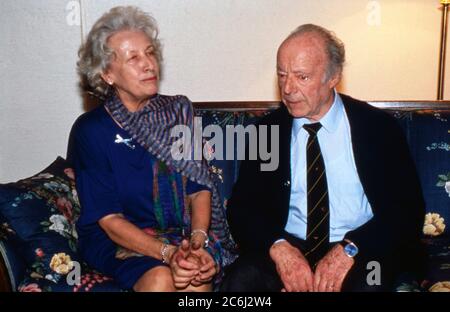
[
  {"left": 403, "top": 111, "right": 449, "bottom": 236},
  {"left": 0, "top": 108, "right": 449, "bottom": 292},
  {"left": 389, "top": 110, "right": 450, "bottom": 291},
  {"left": 0, "top": 157, "right": 120, "bottom": 291}
]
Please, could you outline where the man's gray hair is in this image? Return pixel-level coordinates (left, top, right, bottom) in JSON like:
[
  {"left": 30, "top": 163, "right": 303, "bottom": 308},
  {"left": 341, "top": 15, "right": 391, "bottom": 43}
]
[
  {"left": 287, "top": 24, "right": 345, "bottom": 80},
  {"left": 77, "top": 6, "right": 162, "bottom": 97}
]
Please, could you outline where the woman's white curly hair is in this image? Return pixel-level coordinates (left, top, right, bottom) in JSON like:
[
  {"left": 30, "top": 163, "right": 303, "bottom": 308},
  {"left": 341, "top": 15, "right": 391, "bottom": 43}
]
[{"left": 77, "top": 6, "right": 162, "bottom": 98}]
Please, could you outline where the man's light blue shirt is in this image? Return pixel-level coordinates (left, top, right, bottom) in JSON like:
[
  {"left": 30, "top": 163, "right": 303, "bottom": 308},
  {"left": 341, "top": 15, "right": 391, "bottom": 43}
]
[{"left": 285, "top": 92, "right": 373, "bottom": 242}]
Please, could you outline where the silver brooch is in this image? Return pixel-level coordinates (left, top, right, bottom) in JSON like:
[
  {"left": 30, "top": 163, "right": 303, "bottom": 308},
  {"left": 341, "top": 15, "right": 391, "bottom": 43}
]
[{"left": 114, "top": 134, "right": 135, "bottom": 149}]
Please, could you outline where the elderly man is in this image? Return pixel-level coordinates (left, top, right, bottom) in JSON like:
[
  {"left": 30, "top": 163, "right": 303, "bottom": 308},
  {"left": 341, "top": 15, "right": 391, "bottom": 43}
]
[{"left": 221, "top": 24, "right": 424, "bottom": 292}]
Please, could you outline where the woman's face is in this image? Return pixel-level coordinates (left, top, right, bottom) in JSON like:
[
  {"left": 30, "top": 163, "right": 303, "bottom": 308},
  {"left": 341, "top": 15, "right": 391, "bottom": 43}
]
[{"left": 102, "top": 30, "right": 159, "bottom": 111}]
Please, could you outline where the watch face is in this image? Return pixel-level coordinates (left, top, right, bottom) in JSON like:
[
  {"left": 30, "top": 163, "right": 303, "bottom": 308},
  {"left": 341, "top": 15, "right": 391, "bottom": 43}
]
[{"left": 344, "top": 243, "right": 358, "bottom": 257}]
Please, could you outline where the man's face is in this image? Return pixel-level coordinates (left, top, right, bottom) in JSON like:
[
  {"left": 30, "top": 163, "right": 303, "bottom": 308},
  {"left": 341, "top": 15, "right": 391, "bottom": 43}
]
[{"left": 277, "top": 33, "right": 339, "bottom": 121}]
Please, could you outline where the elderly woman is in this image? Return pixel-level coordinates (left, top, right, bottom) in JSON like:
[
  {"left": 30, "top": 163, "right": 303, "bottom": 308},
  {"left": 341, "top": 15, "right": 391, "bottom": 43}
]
[{"left": 67, "top": 6, "right": 235, "bottom": 291}]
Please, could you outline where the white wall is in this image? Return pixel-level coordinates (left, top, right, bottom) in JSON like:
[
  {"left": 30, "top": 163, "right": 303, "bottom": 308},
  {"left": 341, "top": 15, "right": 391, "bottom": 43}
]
[
  {"left": 0, "top": 0, "right": 82, "bottom": 183},
  {"left": 1, "top": 0, "right": 449, "bottom": 182}
]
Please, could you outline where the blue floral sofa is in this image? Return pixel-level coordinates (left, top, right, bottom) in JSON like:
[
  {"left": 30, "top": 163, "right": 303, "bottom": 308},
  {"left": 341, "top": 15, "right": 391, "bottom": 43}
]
[{"left": 0, "top": 100, "right": 449, "bottom": 292}]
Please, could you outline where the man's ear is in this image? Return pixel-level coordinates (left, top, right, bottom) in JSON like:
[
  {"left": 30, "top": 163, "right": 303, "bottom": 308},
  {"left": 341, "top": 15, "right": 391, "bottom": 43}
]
[{"left": 327, "top": 71, "right": 341, "bottom": 89}]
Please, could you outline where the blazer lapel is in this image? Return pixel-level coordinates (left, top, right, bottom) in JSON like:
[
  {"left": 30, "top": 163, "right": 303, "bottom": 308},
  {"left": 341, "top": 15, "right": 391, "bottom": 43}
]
[{"left": 276, "top": 106, "right": 294, "bottom": 216}]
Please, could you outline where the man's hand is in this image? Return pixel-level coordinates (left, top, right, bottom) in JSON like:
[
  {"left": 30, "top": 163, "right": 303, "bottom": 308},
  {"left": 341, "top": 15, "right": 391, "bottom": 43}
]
[
  {"left": 313, "top": 244, "right": 354, "bottom": 292},
  {"left": 269, "top": 240, "right": 314, "bottom": 292}
]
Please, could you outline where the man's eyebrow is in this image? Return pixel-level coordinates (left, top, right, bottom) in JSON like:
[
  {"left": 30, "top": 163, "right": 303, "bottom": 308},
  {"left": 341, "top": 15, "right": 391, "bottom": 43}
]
[
  {"left": 292, "top": 69, "right": 311, "bottom": 75},
  {"left": 276, "top": 68, "right": 310, "bottom": 74}
]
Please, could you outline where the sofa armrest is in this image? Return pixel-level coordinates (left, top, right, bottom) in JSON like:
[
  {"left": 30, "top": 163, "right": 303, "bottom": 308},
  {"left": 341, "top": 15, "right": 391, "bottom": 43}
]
[{"left": 0, "top": 249, "right": 12, "bottom": 292}]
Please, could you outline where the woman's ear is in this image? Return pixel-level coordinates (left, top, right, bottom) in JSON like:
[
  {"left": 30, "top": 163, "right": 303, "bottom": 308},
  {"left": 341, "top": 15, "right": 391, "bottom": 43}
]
[{"left": 101, "top": 72, "right": 114, "bottom": 86}]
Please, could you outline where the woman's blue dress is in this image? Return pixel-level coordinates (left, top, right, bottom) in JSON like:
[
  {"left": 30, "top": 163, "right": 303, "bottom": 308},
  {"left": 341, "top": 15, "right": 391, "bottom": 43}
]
[{"left": 67, "top": 105, "right": 207, "bottom": 289}]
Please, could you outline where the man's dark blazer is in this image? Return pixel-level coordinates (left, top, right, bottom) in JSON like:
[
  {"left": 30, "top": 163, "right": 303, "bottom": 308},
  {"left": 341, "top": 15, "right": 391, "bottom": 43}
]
[{"left": 227, "top": 94, "right": 425, "bottom": 274}]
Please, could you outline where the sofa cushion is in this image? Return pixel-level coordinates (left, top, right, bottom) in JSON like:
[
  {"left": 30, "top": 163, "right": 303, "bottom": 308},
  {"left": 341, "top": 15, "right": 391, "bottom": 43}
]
[
  {"left": 16, "top": 265, "right": 120, "bottom": 292},
  {"left": 0, "top": 157, "right": 84, "bottom": 287},
  {"left": 419, "top": 237, "right": 450, "bottom": 291},
  {"left": 404, "top": 111, "right": 450, "bottom": 237}
]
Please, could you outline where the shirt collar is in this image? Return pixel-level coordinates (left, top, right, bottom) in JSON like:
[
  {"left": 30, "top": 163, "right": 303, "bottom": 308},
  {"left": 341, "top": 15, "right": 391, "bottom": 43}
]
[{"left": 292, "top": 90, "right": 344, "bottom": 140}]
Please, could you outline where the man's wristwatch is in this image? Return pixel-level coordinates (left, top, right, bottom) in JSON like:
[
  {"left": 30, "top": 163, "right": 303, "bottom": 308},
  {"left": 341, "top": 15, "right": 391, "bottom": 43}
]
[{"left": 339, "top": 239, "right": 359, "bottom": 258}]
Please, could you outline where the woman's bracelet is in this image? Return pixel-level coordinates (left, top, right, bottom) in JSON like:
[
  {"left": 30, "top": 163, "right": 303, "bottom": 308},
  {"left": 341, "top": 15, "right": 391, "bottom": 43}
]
[
  {"left": 190, "top": 229, "right": 209, "bottom": 247},
  {"left": 160, "top": 243, "right": 171, "bottom": 264}
]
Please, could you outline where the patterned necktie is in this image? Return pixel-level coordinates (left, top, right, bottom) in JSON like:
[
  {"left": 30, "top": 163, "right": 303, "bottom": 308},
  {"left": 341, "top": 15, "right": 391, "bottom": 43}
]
[{"left": 302, "top": 123, "right": 330, "bottom": 265}]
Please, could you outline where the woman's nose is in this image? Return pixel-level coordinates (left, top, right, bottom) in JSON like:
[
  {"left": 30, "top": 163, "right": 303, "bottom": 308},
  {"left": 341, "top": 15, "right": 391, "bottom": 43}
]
[{"left": 141, "top": 55, "right": 155, "bottom": 72}]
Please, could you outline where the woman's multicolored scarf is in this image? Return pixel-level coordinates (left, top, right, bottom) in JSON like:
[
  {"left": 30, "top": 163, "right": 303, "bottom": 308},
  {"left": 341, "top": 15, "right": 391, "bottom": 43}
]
[{"left": 105, "top": 93, "right": 237, "bottom": 266}]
